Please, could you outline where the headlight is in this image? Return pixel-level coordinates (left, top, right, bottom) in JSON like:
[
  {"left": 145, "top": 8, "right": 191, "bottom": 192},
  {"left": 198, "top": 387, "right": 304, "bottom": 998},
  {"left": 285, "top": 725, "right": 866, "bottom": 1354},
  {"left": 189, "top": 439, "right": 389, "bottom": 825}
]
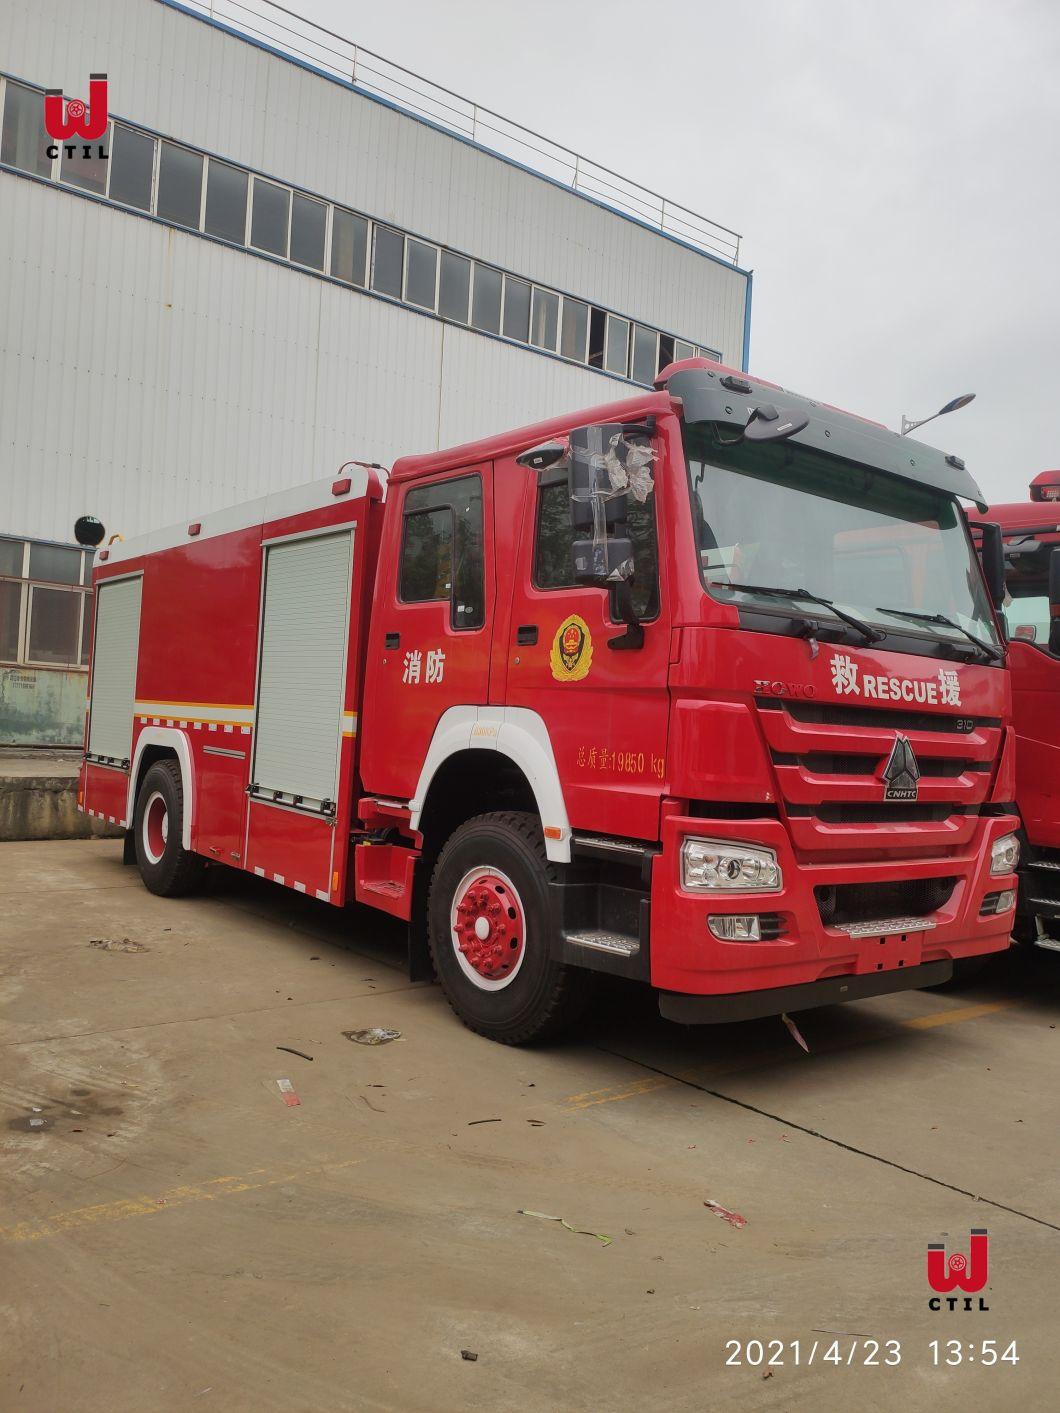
[
  {"left": 990, "top": 833, "right": 1020, "bottom": 876},
  {"left": 681, "top": 837, "right": 781, "bottom": 892}
]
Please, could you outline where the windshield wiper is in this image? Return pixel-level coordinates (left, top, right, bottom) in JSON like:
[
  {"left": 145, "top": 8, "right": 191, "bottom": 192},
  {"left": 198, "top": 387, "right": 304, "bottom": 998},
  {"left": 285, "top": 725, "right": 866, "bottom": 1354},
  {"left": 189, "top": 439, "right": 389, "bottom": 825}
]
[
  {"left": 710, "top": 581, "right": 885, "bottom": 645},
  {"left": 874, "top": 607, "right": 1003, "bottom": 663}
]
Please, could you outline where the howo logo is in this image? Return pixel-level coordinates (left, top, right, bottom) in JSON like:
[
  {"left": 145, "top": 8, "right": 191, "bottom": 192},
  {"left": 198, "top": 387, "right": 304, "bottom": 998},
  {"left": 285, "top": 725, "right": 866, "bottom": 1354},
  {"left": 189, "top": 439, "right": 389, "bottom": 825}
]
[
  {"left": 927, "top": 1229, "right": 990, "bottom": 1310},
  {"left": 44, "top": 74, "right": 109, "bottom": 159}
]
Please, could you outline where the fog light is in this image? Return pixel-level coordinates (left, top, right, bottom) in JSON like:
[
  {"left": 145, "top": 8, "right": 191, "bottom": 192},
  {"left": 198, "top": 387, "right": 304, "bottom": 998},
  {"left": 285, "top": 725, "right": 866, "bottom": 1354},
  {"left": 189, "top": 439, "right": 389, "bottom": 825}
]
[
  {"left": 995, "top": 889, "right": 1016, "bottom": 912},
  {"left": 682, "top": 837, "right": 781, "bottom": 891},
  {"left": 709, "top": 914, "right": 762, "bottom": 941},
  {"left": 990, "top": 833, "right": 1020, "bottom": 876}
]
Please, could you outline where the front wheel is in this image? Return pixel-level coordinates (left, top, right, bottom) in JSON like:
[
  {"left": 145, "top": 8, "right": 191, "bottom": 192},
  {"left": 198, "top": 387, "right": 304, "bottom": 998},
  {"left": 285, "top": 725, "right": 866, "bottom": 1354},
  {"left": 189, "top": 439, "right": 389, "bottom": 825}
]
[
  {"left": 428, "top": 811, "right": 588, "bottom": 1045},
  {"left": 133, "top": 759, "right": 206, "bottom": 897}
]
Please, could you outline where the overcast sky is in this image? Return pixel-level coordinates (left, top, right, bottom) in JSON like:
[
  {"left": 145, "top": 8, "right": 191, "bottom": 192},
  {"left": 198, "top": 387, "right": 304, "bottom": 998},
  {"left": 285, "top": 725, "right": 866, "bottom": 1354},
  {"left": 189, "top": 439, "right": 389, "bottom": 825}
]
[{"left": 301, "top": 0, "right": 1059, "bottom": 504}]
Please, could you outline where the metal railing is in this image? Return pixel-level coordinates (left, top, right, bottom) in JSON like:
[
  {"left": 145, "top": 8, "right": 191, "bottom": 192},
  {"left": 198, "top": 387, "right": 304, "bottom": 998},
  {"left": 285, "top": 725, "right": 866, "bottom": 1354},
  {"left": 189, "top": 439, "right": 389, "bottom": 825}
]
[{"left": 174, "top": 0, "right": 742, "bottom": 264}]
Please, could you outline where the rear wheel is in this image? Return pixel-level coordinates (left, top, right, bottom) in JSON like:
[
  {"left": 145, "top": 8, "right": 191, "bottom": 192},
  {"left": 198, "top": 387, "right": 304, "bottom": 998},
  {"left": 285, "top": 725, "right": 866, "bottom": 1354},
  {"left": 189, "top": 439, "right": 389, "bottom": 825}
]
[
  {"left": 133, "top": 759, "right": 205, "bottom": 897},
  {"left": 428, "top": 811, "right": 588, "bottom": 1045}
]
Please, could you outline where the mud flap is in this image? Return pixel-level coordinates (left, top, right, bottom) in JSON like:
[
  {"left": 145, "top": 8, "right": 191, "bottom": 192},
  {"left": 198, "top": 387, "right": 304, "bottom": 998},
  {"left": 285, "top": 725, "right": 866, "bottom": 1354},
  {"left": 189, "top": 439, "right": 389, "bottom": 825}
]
[{"left": 122, "top": 829, "right": 137, "bottom": 865}]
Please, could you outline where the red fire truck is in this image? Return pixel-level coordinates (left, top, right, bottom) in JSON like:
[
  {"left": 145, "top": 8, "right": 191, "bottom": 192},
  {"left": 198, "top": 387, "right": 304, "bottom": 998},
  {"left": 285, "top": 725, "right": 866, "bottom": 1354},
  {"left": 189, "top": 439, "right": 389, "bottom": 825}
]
[
  {"left": 971, "top": 471, "right": 1060, "bottom": 953},
  {"left": 78, "top": 359, "right": 1020, "bottom": 1043}
]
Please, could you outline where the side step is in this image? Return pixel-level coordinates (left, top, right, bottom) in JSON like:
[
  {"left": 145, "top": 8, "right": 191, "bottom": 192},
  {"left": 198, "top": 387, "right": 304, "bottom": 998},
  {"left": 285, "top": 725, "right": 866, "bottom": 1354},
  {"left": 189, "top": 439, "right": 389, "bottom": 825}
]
[{"left": 565, "top": 929, "right": 640, "bottom": 959}]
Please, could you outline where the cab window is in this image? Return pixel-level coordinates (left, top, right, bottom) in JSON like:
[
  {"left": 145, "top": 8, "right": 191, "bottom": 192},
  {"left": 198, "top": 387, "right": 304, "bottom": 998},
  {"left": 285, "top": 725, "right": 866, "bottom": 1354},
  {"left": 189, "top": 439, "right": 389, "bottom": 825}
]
[{"left": 399, "top": 475, "right": 484, "bottom": 629}]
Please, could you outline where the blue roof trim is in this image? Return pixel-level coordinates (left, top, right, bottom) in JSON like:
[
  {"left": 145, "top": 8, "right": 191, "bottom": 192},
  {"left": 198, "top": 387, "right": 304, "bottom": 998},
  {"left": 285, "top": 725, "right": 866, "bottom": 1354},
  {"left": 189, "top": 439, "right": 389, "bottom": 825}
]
[
  {"left": 741, "top": 271, "right": 753, "bottom": 372},
  {"left": 157, "top": 0, "right": 752, "bottom": 284}
]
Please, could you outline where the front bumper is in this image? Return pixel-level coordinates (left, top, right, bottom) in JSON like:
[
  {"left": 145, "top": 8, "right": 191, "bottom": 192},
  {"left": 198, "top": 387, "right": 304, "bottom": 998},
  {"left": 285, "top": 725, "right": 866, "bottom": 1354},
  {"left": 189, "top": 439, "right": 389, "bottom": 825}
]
[
  {"left": 659, "top": 959, "right": 953, "bottom": 1023},
  {"left": 649, "top": 810, "right": 1018, "bottom": 999}
]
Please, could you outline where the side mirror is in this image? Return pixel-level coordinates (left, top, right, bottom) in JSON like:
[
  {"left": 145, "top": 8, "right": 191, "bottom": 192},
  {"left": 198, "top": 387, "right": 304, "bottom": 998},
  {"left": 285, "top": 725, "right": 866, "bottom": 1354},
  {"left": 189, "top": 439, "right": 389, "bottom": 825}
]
[
  {"left": 978, "top": 522, "right": 1006, "bottom": 608},
  {"left": 572, "top": 535, "right": 633, "bottom": 585},
  {"left": 569, "top": 423, "right": 630, "bottom": 530}
]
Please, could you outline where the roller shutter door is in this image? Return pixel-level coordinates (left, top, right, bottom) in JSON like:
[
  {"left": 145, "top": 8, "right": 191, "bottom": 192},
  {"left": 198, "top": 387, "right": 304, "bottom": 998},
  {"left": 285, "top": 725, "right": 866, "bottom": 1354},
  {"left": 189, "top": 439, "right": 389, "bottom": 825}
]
[
  {"left": 252, "top": 531, "right": 353, "bottom": 808},
  {"left": 87, "top": 576, "right": 142, "bottom": 764}
]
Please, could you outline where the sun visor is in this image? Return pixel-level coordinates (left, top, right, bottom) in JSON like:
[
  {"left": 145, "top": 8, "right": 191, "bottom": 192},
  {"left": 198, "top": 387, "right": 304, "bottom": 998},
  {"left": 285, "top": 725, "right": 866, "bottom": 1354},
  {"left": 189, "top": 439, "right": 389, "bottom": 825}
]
[{"left": 665, "top": 367, "right": 988, "bottom": 512}]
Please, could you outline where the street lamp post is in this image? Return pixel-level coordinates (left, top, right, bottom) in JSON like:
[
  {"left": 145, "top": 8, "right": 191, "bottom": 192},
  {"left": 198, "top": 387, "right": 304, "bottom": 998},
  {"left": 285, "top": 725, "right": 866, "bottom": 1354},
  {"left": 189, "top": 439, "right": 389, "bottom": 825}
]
[{"left": 900, "top": 393, "right": 976, "bottom": 437}]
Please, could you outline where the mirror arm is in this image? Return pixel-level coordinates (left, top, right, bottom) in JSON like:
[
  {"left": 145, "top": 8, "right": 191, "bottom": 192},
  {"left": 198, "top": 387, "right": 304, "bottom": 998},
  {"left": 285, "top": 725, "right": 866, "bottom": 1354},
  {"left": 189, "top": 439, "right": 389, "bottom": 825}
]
[{"left": 607, "top": 580, "right": 645, "bottom": 651}]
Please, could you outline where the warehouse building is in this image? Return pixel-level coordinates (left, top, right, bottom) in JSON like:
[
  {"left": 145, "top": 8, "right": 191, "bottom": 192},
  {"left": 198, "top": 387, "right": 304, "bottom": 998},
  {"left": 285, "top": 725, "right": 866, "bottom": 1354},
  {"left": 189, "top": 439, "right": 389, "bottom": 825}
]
[{"left": 0, "top": 0, "right": 751, "bottom": 743}]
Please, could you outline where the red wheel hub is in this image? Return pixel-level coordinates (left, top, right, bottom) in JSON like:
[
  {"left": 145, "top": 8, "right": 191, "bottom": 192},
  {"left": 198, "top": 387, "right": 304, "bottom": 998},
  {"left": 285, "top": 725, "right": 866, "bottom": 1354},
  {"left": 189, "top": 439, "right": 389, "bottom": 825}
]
[{"left": 452, "top": 871, "right": 525, "bottom": 981}]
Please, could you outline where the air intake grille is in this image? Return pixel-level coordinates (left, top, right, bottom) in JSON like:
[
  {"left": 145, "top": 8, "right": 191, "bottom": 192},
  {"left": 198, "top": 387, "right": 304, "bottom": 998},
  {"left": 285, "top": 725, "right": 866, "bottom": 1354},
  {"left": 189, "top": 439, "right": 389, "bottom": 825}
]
[{"left": 816, "top": 876, "right": 957, "bottom": 927}]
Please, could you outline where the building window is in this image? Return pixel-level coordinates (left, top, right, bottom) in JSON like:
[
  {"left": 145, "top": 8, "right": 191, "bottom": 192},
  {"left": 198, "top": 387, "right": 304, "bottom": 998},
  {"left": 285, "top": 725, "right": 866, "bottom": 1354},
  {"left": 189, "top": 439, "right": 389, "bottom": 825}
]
[
  {"left": 471, "top": 264, "right": 502, "bottom": 334},
  {"left": 251, "top": 177, "right": 290, "bottom": 257},
  {"left": 0, "top": 537, "right": 25, "bottom": 576},
  {"left": 587, "top": 308, "right": 607, "bottom": 368},
  {"left": 502, "top": 277, "right": 531, "bottom": 342},
  {"left": 29, "top": 542, "right": 82, "bottom": 585},
  {"left": 657, "top": 333, "right": 675, "bottom": 374},
  {"left": 561, "top": 299, "right": 588, "bottom": 362},
  {"left": 372, "top": 225, "right": 404, "bottom": 298},
  {"left": 674, "top": 339, "right": 695, "bottom": 363},
  {"left": 27, "top": 586, "right": 82, "bottom": 666},
  {"left": 60, "top": 127, "right": 109, "bottom": 196},
  {"left": 531, "top": 288, "right": 559, "bottom": 351},
  {"left": 290, "top": 192, "right": 326, "bottom": 270},
  {"left": 399, "top": 475, "right": 484, "bottom": 629},
  {"left": 109, "top": 123, "right": 154, "bottom": 211},
  {"left": 157, "top": 142, "right": 203, "bottom": 229},
  {"left": 605, "top": 315, "right": 630, "bottom": 377},
  {"left": 331, "top": 208, "right": 368, "bottom": 286},
  {"left": 631, "top": 325, "right": 658, "bottom": 386},
  {"left": 1, "top": 81, "right": 51, "bottom": 178},
  {"left": 405, "top": 238, "right": 438, "bottom": 310},
  {"left": 0, "top": 536, "right": 92, "bottom": 669},
  {"left": 204, "top": 159, "right": 248, "bottom": 243},
  {"left": 438, "top": 251, "right": 470, "bottom": 322},
  {"left": 0, "top": 580, "right": 20, "bottom": 661}
]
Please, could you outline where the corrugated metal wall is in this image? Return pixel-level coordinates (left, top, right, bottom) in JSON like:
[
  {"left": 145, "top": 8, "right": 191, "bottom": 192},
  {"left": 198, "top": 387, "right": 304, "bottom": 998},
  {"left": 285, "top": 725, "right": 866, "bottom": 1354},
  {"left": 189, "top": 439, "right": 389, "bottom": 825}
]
[{"left": 0, "top": 0, "right": 750, "bottom": 543}]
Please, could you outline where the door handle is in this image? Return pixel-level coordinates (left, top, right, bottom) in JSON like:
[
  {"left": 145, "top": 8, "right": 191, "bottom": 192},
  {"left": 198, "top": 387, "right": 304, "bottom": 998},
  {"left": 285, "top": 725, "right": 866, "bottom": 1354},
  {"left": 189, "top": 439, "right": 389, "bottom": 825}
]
[
  {"left": 516, "top": 624, "right": 538, "bottom": 645},
  {"left": 385, "top": 631, "right": 400, "bottom": 649}
]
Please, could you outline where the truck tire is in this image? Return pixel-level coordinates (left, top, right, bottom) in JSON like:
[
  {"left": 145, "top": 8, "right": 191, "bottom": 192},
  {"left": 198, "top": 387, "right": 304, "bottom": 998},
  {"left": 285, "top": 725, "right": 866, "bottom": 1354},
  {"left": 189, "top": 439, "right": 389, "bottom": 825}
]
[
  {"left": 133, "top": 759, "right": 205, "bottom": 897},
  {"left": 428, "top": 811, "right": 588, "bottom": 1045}
]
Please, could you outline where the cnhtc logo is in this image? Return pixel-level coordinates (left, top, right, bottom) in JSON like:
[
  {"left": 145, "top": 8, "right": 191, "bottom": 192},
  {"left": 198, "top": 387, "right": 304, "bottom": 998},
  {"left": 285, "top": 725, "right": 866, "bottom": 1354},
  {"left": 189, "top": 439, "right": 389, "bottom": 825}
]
[{"left": 881, "top": 734, "right": 920, "bottom": 801}]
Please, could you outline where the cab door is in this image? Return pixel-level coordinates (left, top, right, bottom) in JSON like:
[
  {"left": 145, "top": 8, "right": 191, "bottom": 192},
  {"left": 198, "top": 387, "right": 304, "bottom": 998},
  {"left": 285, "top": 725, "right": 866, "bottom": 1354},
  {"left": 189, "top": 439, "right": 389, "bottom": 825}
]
[
  {"left": 359, "top": 466, "right": 495, "bottom": 801},
  {"left": 503, "top": 452, "right": 671, "bottom": 842}
]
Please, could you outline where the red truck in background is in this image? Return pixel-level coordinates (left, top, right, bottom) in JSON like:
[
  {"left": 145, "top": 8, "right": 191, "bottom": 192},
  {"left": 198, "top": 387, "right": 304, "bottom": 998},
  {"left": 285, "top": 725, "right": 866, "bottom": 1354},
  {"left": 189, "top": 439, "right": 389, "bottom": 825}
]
[
  {"left": 972, "top": 471, "right": 1060, "bottom": 953},
  {"left": 78, "top": 359, "right": 1020, "bottom": 1044}
]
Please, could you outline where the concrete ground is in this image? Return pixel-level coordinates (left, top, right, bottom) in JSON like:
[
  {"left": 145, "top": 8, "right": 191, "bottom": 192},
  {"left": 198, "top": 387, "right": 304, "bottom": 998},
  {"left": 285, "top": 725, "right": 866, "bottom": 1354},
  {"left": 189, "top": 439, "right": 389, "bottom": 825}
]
[{"left": 1, "top": 841, "right": 1057, "bottom": 1412}]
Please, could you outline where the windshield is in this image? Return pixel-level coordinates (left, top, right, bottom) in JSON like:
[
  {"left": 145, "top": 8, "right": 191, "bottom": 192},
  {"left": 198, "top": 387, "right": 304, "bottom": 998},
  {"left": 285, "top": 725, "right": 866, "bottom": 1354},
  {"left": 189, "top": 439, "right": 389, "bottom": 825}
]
[{"left": 683, "top": 425, "right": 1000, "bottom": 653}]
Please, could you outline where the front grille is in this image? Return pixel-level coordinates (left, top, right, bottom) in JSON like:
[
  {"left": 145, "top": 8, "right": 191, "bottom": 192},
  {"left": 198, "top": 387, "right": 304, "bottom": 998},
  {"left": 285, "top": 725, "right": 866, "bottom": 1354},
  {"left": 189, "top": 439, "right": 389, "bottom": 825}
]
[
  {"left": 790, "top": 803, "right": 964, "bottom": 824},
  {"left": 757, "top": 698, "right": 999, "bottom": 734},
  {"left": 774, "top": 751, "right": 984, "bottom": 778},
  {"left": 816, "top": 876, "right": 957, "bottom": 927}
]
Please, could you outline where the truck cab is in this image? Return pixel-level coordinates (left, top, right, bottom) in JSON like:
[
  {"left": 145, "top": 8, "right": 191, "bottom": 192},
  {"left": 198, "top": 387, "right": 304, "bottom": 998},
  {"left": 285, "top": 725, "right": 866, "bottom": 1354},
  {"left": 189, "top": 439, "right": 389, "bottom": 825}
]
[{"left": 972, "top": 471, "right": 1060, "bottom": 951}]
